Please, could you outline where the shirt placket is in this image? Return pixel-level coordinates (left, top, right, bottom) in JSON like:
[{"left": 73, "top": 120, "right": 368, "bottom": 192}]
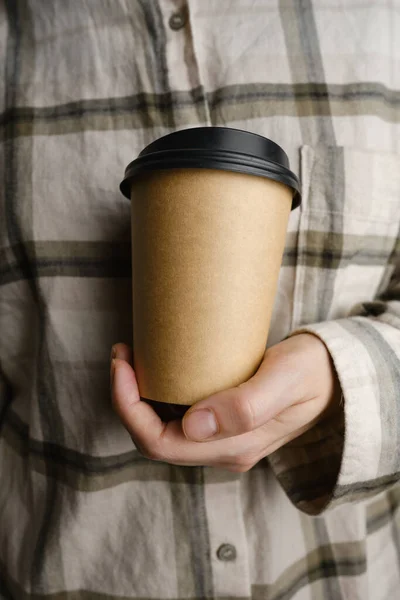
[
  {"left": 203, "top": 471, "right": 252, "bottom": 598},
  {"left": 158, "top": 0, "right": 211, "bottom": 127}
]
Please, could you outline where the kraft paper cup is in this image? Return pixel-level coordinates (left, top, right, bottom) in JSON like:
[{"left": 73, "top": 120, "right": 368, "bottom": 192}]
[{"left": 120, "top": 127, "right": 301, "bottom": 415}]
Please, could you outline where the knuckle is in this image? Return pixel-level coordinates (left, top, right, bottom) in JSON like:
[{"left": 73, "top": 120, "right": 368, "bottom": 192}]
[
  {"left": 146, "top": 444, "right": 164, "bottom": 461},
  {"left": 133, "top": 442, "right": 149, "bottom": 459},
  {"left": 265, "top": 345, "right": 293, "bottom": 374},
  {"left": 134, "top": 439, "right": 162, "bottom": 461},
  {"left": 223, "top": 464, "right": 241, "bottom": 473},
  {"left": 230, "top": 389, "right": 256, "bottom": 431},
  {"left": 228, "top": 463, "right": 253, "bottom": 473},
  {"left": 229, "top": 454, "right": 258, "bottom": 473}
]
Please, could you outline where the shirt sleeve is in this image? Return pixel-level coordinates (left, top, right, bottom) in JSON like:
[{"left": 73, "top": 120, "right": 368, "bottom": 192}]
[{"left": 268, "top": 266, "right": 400, "bottom": 516}]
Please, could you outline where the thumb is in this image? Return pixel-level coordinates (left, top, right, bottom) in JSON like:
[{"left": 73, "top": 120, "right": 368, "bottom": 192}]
[{"left": 182, "top": 350, "right": 295, "bottom": 442}]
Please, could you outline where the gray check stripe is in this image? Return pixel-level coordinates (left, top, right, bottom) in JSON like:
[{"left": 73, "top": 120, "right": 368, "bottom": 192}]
[
  {"left": 4, "top": 0, "right": 66, "bottom": 589},
  {"left": 367, "top": 486, "right": 400, "bottom": 534},
  {"left": 0, "top": 82, "right": 399, "bottom": 140},
  {"left": 253, "top": 558, "right": 365, "bottom": 600},
  {"left": 0, "top": 544, "right": 368, "bottom": 600},
  {"left": 254, "top": 543, "right": 366, "bottom": 600},
  {"left": 335, "top": 474, "right": 400, "bottom": 502},
  {"left": 1, "top": 83, "right": 398, "bottom": 121},
  {"left": 2, "top": 409, "right": 261, "bottom": 489},
  {"left": 1, "top": 234, "right": 398, "bottom": 285},
  {"left": 274, "top": 454, "right": 400, "bottom": 509},
  {"left": 4, "top": 408, "right": 141, "bottom": 473},
  {"left": 0, "top": 242, "right": 132, "bottom": 284},
  {"left": 171, "top": 466, "right": 214, "bottom": 599},
  {"left": 338, "top": 318, "right": 400, "bottom": 474},
  {"left": 283, "top": 0, "right": 336, "bottom": 145},
  {"left": 314, "top": 149, "right": 345, "bottom": 325},
  {"left": 137, "top": 0, "right": 170, "bottom": 95}
]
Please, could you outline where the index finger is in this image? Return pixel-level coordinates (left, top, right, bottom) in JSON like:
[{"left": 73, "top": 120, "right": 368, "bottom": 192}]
[
  {"left": 111, "top": 356, "right": 267, "bottom": 466},
  {"left": 111, "top": 357, "right": 167, "bottom": 452}
]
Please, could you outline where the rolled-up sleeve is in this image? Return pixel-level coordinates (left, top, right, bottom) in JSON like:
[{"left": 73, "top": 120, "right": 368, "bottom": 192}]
[{"left": 268, "top": 270, "right": 400, "bottom": 515}]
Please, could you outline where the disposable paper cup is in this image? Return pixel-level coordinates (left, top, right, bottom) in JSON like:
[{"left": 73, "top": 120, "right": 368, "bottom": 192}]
[{"left": 120, "top": 127, "right": 301, "bottom": 413}]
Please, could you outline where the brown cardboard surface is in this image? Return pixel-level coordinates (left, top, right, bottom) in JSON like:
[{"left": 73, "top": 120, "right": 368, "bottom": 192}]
[{"left": 131, "top": 168, "right": 292, "bottom": 405}]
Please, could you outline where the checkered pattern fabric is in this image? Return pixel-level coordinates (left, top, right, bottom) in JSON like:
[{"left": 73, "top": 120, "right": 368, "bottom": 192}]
[{"left": 1, "top": 1, "right": 400, "bottom": 598}]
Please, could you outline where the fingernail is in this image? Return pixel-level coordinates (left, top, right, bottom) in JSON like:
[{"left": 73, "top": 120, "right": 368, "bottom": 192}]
[
  {"left": 184, "top": 409, "right": 218, "bottom": 441},
  {"left": 110, "top": 359, "right": 116, "bottom": 391},
  {"left": 110, "top": 346, "right": 117, "bottom": 360}
]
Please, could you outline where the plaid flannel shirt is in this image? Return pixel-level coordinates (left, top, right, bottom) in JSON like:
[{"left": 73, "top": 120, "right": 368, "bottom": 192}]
[{"left": 1, "top": 1, "right": 400, "bottom": 598}]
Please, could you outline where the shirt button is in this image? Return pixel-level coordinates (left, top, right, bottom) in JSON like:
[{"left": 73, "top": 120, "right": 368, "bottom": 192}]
[
  {"left": 216, "top": 544, "right": 237, "bottom": 562},
  {"left": 169, "top": 11, "right": 187, "bottom": 31}
]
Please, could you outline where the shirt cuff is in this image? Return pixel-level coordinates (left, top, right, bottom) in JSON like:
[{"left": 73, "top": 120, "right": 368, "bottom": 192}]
[{"left": 268, "top": 316, "right": 398, "bottom": 515}]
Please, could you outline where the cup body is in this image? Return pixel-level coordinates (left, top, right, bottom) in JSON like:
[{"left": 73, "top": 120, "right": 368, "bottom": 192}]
[{"left": 130, "top": 167, "right": 292, "bottom": 405}]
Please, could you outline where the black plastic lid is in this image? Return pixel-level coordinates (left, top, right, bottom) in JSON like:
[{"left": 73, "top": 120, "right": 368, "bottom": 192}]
[{"left": 120, "top": 127, "right": 301, "bottom": 209}]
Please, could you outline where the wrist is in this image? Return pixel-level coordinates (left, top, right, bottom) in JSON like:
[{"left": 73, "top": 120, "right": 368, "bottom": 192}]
[{"left": 289, "top": 331, "right": 344, "bottom": 420}]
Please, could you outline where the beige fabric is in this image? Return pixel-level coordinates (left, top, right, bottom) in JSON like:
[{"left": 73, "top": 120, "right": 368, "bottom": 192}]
[{"left": 1, "top": 1, "right": 400, "bottom": 598}]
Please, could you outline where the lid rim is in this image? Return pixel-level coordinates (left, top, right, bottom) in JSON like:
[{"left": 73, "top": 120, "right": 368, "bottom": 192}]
[
  {"left": 119, "top": 127, "right": 302, "bottom": 210},
  {"left": 120, "top": 157, "right": 301, "bottom": 210},
  {"left": 125, "top": 147, "right": 290, "bottom": 176}
]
